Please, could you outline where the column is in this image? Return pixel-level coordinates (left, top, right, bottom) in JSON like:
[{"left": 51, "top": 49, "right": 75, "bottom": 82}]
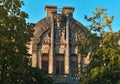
[
  {"left": 78, "top": 54, "right": 81, "bottom": 74},
  {"left": 39, "top": 50, "right": 42, "bottom": 69},
  {"left": 36, "top": 49, "right": 39, "bottom": 67},
  {"left": 32, "top": 50, "right": 37, "bottom": 67},
  {"left": 65, "top": 16, "right": 70, "bottom": 74},
  {"left": 49, "top": 14, "right": 54, "bottom": 74}
]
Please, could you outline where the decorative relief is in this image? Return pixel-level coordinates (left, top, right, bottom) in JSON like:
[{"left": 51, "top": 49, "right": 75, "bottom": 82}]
[
  {"left": 69, "top": 20, "right": 89, "bottom": 41},
  {"left": 70, "top": 46, "right": 76, "bottom": 54},
  {"left": 54, "top": 14, "right": 66, "bottom": 29},
  {"left": 55, "top": 29, "right": 66, "bottom": 43},
  {"left": 55, "top": 45, "right": 65, "bottom": 54},
  {"left": 41, "top": 44, "right": 50, "bottom": 53},
  {"left": 32, "top": 18, "right": 51, "bottom": 50},
  {"left": 53, "top": 14, "right": 67, "bottom": 43},
  {"left": 56, "top": 14, "right": 62, "bottom": 29},
  {"left": 61, "top": 30, "right": 65, "bottom": 42},
  {"left": 59, "top": 45, "right": 65, "bottom": 54},
  {"left": 36, "top": 30, "right": 51, "bottom": 53},
  {"left": 70, "top": 31, "right": 76, "bottom": 43},
  {"left": 32, "top": 15, "right": 88, "bottom": 51},
  {"left": 42, "top": 32, "right": 51, "bottom": 44}
]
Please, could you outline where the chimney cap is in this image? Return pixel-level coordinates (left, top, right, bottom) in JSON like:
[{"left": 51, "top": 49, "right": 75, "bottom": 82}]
[
  {"left": 62, "top": 6, "right": 74, "bottom": 16},
  {"left": 45, "top": 5, "right": 57, "bottom": 10},
  {"left": 63, "top": 6, "right": 74, "bottom": 11}
]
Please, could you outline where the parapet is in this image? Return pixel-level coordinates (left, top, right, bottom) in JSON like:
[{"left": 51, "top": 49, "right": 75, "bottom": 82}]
[
  {"left": 45, "top": 5, "right": 57, "bottom": 16},
  {"left": 45, "top": 5, "right": 74, "bottom": 17},
  {"left": 62, "top": 6, "right": 74, "bottom": 17}
]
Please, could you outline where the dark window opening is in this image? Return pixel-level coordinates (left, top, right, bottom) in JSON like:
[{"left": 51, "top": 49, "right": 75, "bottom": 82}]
[
  {"left": 70, "top": 55, "right": 78, "bottom": 74},
  {"left": 55, "top": 55, "right": 64, "bottom": 74},
  {"left": 42, "top": 54, "right": 48, "bottom": 73}
]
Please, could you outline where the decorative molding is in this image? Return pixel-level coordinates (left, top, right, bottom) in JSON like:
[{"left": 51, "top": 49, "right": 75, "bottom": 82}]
[
  {"left": 32, "top": 17, "right": 89, "bottom": 50},
  {"left": 32, "top": 18, "right": 51, "bottom": 50}
]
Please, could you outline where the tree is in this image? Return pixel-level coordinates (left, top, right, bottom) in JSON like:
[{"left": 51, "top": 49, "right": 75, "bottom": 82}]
[
  {"left": 23, "top": 67, "right": 53, "bottom": 84},
  {"left": 81, "top": 32, "right": 120, "bottom": 84},
  {"left": 79, "top": 7, "right": 120, "bottom": 84},
  {"left": 84, "top": 6, "right": 114, "bottom": 33},
  {"left": 0, "top": 0, "right": 33, "bottom": 83},
  {"left": 0, "top": 1, "right": 53, "bottom": 84}
]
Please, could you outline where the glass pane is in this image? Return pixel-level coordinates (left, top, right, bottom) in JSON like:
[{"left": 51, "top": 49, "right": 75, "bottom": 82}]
[
  {"left": 55, "top": 55, "right": 64, "bottom": 74},
  {"left": 42, "top": 55, "right": 48, "bottom": 73},
  {"left": 56, "top": 61, "right": 64, "bottom": 74},
  {"left": 42, "top": 55, "right": 48, "bottom": 60},
  {"left": 42, "top": 61, "right": 48, "bottom": 73},
  {"left": 71, "top": 56, "right": 77, "bottom": 61},
  {"left": 71, "top": 56, "right": 78, "bottom": 74},
  {"left": 56, "top": 56, "right": 64, "bottom": 61}
]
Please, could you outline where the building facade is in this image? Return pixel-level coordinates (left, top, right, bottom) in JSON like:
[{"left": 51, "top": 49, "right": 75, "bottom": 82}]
[{"left": 29, "top": 6, "right": 90, "bottom": 84}]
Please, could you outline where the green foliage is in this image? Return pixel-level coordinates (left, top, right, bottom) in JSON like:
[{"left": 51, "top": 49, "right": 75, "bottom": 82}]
[
  {"left": 23, "top": 67, "right": 53, "bottom": 84},
  {"left": 84, "top": 6, "right": 114, "bottom": 33},
  {"left": 80, "top": 6, "right": 120, "bottom": 84},
  {"left": 76, "top": 37, "right": 91, "bottom": 56},
  {"left": 0, "top": 1, "right": 53, "bottom": 84},
  {"left": 81, "top": 32, "right": 120, "bottom": 84},
  {"left": 0, "top": 0, "right": 34, "bottom": 83}
]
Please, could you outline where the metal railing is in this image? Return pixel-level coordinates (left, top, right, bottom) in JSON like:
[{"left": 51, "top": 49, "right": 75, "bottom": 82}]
[{"left": 48, "top": 74, "right": 81, "bottom": 84}]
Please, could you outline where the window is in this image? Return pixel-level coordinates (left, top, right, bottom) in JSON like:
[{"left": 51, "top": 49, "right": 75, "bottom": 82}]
[
  {"left": 55, "top": 55, "right": 64, "bottom": 74},
  {"left": 42, "top": 54, "right": 48, "bottom": 73},
  {"left": 70, "top": 55, "right": 78, "bottom": 74}
]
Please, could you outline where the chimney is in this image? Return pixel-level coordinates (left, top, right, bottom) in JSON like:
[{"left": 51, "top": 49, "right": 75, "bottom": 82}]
[
  {"left": 45, "top": 5, "right": 57, "bottom": 17},
  {"left": 62, "top": 6, "right": 74, "bottom": 17}
]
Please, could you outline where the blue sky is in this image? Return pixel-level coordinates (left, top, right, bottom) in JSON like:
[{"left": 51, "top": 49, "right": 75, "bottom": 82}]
[{"left": 22, "top": 0, "right": 120, "bottom": 32}]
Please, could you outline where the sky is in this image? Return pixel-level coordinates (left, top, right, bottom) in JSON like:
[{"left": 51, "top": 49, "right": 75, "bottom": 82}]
[{"left": 22, "top": 0, "right": 120, "bottom": 32}]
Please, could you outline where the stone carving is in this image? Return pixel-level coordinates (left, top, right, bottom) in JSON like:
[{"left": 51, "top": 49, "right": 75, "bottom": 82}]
[
  {"left": 59, "top": 45, "right": 65, "bottom": 53},
  {"left": 32, "top": 18, "right": 51, "bottom": 49},
  {"left": 32, "top": 16, "right": 88, "bottom": 50},
  {"left": 41, "top": 44, "right": 50, "bottom": 53},
  {"left": 55, "top": 14, "right": 66, "bottom": 29},
  {"left": 56, "top": 14, "right": 62, "bottom": 29},
  {"left": 70, "top": 31, "right": 75, "bottom": 43},
  {"left": 42, "top": 32, "right": 51, "bottom": 43},
  {"left": 60, "top": 30, "right": 65, "bottom": 42},
  {"left": 54, "top": 29, "right": 60, "bottom": 42},
  {"left": 55, "top": 29, "right": 65, "bottom": 42},
  {"left": 55, "top": 45, "right": 65, "bottom": 54}
]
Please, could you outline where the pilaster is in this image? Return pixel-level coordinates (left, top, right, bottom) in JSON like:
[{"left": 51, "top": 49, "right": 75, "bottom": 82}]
[
  {"left": 65, "top": 16, "right": 70, "bottom": 74},
  {"left": 39, "top": 50, "right": 42, "bottom": 69},
  {"left": 32, "top": 50, "right": 37, "bottom": 67},
  {"left": 49, "top": 13, "right": 54, "bottom": 74}
]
